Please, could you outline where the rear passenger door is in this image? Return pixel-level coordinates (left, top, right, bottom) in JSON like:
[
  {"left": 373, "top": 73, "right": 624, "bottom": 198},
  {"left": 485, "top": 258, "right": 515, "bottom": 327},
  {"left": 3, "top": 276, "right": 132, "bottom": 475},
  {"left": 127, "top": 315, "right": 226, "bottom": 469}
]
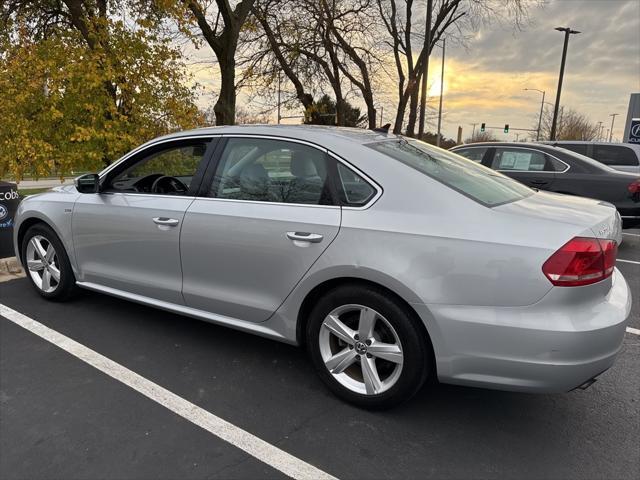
[
  {"left": 180, "top": 137, "right": 341, "bottom": 323},
  {"left": 489, "top": 147, "right": 559, "bottom": 190}
]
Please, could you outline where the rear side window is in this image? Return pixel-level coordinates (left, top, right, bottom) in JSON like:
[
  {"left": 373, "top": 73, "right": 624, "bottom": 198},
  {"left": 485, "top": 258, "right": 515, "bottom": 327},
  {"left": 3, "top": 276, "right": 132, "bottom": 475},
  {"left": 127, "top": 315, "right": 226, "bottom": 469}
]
[
  {"left": 592, "top": 145, "right": 639, "bottom": 166},
  {"left": 547, "top": 156, "right": 569, "bottom": 172},
  {"left": 454, "top": 147, "right": 487, "bottom": 163},
  {"left": 336, "top": 163, "right": 376, "bottom": 206},
  {"left": 367, "top": 139, "right": 532, "bottom": 207}
]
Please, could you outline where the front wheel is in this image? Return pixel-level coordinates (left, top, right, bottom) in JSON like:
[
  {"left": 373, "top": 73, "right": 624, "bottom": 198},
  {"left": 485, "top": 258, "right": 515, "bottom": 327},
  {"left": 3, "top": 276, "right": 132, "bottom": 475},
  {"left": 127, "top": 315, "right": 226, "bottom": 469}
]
[
  {"left": 306, "top": 284, "right": 431, "bottom": 409},
  {"left": 21, "top": 223, "right": 78, "bottom": 301}
]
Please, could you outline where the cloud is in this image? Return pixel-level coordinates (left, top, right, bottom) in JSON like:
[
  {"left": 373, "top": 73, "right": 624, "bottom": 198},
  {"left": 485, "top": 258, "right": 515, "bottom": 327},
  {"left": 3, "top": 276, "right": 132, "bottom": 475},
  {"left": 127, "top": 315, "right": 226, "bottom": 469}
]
[
  {"left": 440, "top": 0, "right": 640, "bottom": 141},
  {"left": 177, "top": 0, "right": 639, "bottom": 141}
]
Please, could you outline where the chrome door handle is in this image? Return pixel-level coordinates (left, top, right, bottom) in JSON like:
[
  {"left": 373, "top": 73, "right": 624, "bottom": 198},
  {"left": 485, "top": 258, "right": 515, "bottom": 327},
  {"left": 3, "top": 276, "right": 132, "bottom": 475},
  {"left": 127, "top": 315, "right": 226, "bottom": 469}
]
[
  {"left": 287, "top": 232, "right": 324, "bottom": 243},
  {"left": 153, "top": 217, "right": 180, "bottom": 227}
]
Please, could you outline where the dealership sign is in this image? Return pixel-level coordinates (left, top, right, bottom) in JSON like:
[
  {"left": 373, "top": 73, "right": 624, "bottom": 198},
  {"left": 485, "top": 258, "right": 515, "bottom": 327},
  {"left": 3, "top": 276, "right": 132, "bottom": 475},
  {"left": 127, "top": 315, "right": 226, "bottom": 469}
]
[{"left": 629, "top": 118, "right": 640, "bottom": 144}]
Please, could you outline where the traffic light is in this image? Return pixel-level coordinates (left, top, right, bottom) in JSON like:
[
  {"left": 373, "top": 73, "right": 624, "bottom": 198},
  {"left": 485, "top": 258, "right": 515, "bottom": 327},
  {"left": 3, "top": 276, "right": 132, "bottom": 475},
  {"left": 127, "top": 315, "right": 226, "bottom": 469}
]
[
  {"left": 480, "top": 123, "right": 485, "bottom": 132},
  {"left": 504, "top": 124, "right": 509, "bottom": 133}
]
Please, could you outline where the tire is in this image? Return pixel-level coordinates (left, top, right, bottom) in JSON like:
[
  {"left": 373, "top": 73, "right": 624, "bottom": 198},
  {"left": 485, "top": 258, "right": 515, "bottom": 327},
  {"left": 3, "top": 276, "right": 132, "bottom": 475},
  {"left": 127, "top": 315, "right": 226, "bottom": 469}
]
[
  {"left": 21, "top": 223, "right": 78, "bottom": 301},
  {"left": 306, "top": 284, "right": 431, "bottom": 409}
]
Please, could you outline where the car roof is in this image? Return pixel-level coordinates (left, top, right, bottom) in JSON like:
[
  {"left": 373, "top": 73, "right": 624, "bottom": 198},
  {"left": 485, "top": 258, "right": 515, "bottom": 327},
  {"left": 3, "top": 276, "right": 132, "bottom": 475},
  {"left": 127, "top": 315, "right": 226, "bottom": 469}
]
[
  {"left": 540, "top": 140, "right": 640, "bottom": 152},
  {"left": 452, "top": 142, "right": 559, "bottom": 150},
  {"left": 150, "top": 125, "right": 396, "bottom": 147}
]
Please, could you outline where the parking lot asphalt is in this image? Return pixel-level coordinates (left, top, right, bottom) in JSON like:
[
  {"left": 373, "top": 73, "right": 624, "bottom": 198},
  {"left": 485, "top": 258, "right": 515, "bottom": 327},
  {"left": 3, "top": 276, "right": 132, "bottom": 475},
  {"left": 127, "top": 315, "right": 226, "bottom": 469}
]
[{"left": 1, "top": 235, "right": 638, "bottom": 480}]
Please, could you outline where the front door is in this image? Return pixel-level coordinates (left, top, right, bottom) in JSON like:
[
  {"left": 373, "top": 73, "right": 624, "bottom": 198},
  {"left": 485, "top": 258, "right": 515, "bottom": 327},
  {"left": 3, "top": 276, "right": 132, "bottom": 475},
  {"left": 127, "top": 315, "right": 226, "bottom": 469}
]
[
  {"left": 181, "top": 136, "right": 341, "bottom": 322},
  {"left": 72, "top": 138, "right": 215, "bottom": 304}
]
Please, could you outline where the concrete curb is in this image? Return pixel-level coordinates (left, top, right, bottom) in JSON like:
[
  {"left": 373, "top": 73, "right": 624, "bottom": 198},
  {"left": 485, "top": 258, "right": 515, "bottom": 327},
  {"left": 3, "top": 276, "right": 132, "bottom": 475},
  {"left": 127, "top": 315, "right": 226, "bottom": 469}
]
[{"left": 0, "top": 257, "right": 25, "bottom": 282}]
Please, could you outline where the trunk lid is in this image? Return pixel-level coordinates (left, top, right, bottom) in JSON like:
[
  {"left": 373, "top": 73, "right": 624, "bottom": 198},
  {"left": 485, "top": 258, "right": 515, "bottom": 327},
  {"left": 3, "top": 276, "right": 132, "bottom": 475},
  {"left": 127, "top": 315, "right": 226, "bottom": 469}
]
[{"left": 494, "top": 190, "right": 622, "bottom": 244}]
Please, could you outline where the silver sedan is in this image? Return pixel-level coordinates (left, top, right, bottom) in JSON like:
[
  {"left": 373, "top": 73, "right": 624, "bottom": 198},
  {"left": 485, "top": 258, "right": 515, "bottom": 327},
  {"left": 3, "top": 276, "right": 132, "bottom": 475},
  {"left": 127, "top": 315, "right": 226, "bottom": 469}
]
[{"left": 14, "top": 126, "right": 632, "bottom": 409}]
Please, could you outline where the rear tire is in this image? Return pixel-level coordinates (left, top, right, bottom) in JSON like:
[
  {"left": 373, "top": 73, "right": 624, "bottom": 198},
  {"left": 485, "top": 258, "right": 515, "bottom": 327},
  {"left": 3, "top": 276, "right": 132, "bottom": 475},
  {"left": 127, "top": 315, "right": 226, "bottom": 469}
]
[
  {"left": 21, "top": 223, "right": 78, "bottom": 301},
  {"left": 306, "top": 284, "right": 430, "bottom": 409}
]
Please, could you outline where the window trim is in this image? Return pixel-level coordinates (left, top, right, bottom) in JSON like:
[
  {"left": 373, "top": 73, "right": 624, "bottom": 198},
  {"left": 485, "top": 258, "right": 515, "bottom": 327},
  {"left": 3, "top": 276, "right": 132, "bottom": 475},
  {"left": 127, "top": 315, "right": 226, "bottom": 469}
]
[
  {"left": 490, "top": 146, "right": 570, "bottom": 174},
  {"left": 327, "top": 151, "right": 382, "bottom": 210},
  {"left": 197, "top": 134, "right": 382, "bottom": 210},
  {"left": 97, "top": 135, "right": 219, "bottom": 197}
]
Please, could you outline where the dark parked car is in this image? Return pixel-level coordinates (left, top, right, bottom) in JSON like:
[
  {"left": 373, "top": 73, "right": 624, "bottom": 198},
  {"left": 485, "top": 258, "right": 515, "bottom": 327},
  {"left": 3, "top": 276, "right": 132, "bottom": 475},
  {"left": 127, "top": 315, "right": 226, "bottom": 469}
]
[{"left": 451, "top": 142, "right": 640, "bottom": 227}]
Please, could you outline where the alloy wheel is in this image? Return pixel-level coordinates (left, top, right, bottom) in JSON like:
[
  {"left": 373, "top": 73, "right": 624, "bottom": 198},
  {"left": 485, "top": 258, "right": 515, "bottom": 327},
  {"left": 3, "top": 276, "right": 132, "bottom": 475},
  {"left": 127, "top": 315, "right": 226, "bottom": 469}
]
[
  {"left": 25, "top": 235, "right": 61, "bottom": 293},
  {"left": 319, "top": 304, "right": 404, "bottom": 395}
]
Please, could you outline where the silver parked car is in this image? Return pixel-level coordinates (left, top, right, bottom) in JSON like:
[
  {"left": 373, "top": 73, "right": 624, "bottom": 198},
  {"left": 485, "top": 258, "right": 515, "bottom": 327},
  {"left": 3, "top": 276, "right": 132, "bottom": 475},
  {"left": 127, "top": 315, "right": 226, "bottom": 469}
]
[{"left": 14, "top": 126, "right": 631, "bottom": 408}]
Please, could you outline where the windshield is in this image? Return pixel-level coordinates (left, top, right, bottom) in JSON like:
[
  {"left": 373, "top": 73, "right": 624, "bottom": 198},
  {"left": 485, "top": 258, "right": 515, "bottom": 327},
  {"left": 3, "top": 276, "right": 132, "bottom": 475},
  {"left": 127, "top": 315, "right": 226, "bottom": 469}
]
[{"left": 367, "top": 138, "right": 533, "bottom": 207}]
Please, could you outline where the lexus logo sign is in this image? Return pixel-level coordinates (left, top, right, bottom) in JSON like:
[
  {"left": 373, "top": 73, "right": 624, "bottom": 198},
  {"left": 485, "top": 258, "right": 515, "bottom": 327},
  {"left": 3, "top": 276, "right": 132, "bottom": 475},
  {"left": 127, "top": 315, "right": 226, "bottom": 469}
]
[{"left": 629, "top": 118, "right": 640, "bottom": 144}]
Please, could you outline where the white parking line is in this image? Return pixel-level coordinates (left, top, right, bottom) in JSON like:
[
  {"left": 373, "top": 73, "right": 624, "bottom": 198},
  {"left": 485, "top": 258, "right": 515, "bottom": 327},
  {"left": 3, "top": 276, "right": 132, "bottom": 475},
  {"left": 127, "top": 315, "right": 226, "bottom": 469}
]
[
  {"left": 622, "top": 232, "right": 640, "bottom": 237},
  {"left": 0, "top": 303, "right": 337, "bottom": 480},
  {"left": 617, "top": 259, "right": 640, "bottom": 265},
  {"left": 627, "top": 327, "right": 640, "bottom": 336}
]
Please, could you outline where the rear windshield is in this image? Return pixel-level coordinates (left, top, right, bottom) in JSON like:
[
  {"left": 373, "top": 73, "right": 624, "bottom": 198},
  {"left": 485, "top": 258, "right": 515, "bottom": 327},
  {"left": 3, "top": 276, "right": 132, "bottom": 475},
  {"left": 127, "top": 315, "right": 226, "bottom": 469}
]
[{"left": 367, "top": 138, "right": 533, "bottom": 207}]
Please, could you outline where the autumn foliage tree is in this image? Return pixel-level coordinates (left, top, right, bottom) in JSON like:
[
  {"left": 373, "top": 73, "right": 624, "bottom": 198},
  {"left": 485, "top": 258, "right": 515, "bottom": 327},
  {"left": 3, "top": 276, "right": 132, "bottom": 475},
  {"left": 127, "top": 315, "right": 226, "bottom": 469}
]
[{"left": 0, "top": 5, "right": 203, "bottom": 180}]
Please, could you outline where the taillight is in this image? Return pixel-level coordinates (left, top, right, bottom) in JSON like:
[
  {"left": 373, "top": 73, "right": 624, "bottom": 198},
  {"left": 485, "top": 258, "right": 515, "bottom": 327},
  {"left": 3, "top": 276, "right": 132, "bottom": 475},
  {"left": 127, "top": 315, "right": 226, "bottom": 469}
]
[
  {"left": 542, "top": 237, "right": 617, "bottom": 287},
  {"left": 628, "top": 179, "right": 640, "bottom": 194}
]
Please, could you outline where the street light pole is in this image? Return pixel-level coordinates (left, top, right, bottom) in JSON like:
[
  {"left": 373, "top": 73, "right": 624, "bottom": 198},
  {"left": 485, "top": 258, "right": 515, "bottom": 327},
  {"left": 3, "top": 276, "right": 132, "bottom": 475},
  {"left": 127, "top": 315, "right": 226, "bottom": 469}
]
[
  {"left": 524, "top": 88, "right": 546, "bottom": 141},
  {"left": 550, "top": 27, "right": 580, "bottom": 141},
  {"left": 436, "top": 38, "right": 445, "bottom": 147},
  {"left": 609, "top": 113, "right": 619, "bottom": 142},
  {"left": 597, "top": 121, "right": 603, "bottom": 141},
  {"left": 418, "top": 0, "right": 433, "bottom": 137}
]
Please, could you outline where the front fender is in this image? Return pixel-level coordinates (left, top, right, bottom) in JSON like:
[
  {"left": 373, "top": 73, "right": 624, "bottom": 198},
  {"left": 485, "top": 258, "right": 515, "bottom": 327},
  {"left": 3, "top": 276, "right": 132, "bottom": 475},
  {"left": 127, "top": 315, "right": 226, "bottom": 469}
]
[{"left": 13, "top": 190, "right": 80, "bottom": 275}]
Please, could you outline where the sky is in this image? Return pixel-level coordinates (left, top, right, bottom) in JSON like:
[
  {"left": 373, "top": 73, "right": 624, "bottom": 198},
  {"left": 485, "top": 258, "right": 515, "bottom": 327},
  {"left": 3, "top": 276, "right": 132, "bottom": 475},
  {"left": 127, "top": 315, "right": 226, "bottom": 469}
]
[
  {"left": 185, "top": 0, "right": 640, "bottom": 142},
  {"left": 438, "top": 0, "right": 640, "bottom": 141}
]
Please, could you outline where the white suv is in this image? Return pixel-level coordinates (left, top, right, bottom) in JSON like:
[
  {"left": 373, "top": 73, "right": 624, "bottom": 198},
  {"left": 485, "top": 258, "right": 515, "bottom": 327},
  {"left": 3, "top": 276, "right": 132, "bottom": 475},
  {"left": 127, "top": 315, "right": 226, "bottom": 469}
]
[{"left": 543, "top": 141, "right": 640, "bottom": 174}]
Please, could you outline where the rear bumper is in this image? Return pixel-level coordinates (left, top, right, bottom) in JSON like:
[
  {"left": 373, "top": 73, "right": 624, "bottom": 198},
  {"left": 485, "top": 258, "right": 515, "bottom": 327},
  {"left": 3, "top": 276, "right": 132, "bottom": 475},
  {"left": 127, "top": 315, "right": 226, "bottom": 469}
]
[{"left": 413, "top": 269, "right": 632, "bottom": 393}]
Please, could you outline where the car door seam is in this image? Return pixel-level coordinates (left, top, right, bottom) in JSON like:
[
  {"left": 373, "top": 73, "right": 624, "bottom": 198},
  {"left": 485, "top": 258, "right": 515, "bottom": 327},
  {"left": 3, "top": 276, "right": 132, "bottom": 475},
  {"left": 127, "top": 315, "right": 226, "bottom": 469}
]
[{"left": 262, "top": 206, "right": 344, "bottom": 324}]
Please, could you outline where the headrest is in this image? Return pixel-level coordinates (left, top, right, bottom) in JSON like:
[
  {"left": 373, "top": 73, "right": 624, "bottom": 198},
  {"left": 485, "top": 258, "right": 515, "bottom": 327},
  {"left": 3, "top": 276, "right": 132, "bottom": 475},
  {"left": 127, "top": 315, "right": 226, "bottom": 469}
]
[
  {"left": 240, "top": 163, "right": 269, "bottom": 196},
  {"left": 291, "top": 152, "right": 318, "bottom": 178}
]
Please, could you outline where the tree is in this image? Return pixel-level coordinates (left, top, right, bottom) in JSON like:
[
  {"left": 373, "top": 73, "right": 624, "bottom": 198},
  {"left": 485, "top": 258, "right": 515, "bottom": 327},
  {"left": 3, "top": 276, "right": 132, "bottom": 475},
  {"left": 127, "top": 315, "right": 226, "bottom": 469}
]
[
  {"left": 464, "top": 131, "right": 499, "bottom": 143},
  {"left": 150, "top": 0, "right": 256, "bottom": 125},
  {"left": 0, "top": 23, "right": 202, "bottom": 180},
  {"left": 419, "top": 131, "right": 457, "bottom": 149},
  {"left": 3, "top": 0, "right": 131, "bottom": 117},
  {"left": 247, "top": 0, "right": 316, "bottom": 118},
  {"left": 318, "top": 0, "right": 380, "bottom": 129},
  {"left": 377, "top": 0, "right": 534, "bottom": 135},
  {"left": 306, "top": 94, "right": 367, "bottom": 126},
  {"left": 244, "top": 0, "right": 381, "bottom": 128},
  {"left": 535, "top": 106, "right": 600, "bottom": 141}
]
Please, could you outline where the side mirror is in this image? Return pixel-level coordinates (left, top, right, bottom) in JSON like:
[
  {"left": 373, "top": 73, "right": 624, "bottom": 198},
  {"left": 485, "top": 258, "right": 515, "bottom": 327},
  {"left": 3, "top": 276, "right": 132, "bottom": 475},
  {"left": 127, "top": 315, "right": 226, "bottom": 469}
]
[{"left": 75, "top": 173, "right": 100, "bottom": 193}]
